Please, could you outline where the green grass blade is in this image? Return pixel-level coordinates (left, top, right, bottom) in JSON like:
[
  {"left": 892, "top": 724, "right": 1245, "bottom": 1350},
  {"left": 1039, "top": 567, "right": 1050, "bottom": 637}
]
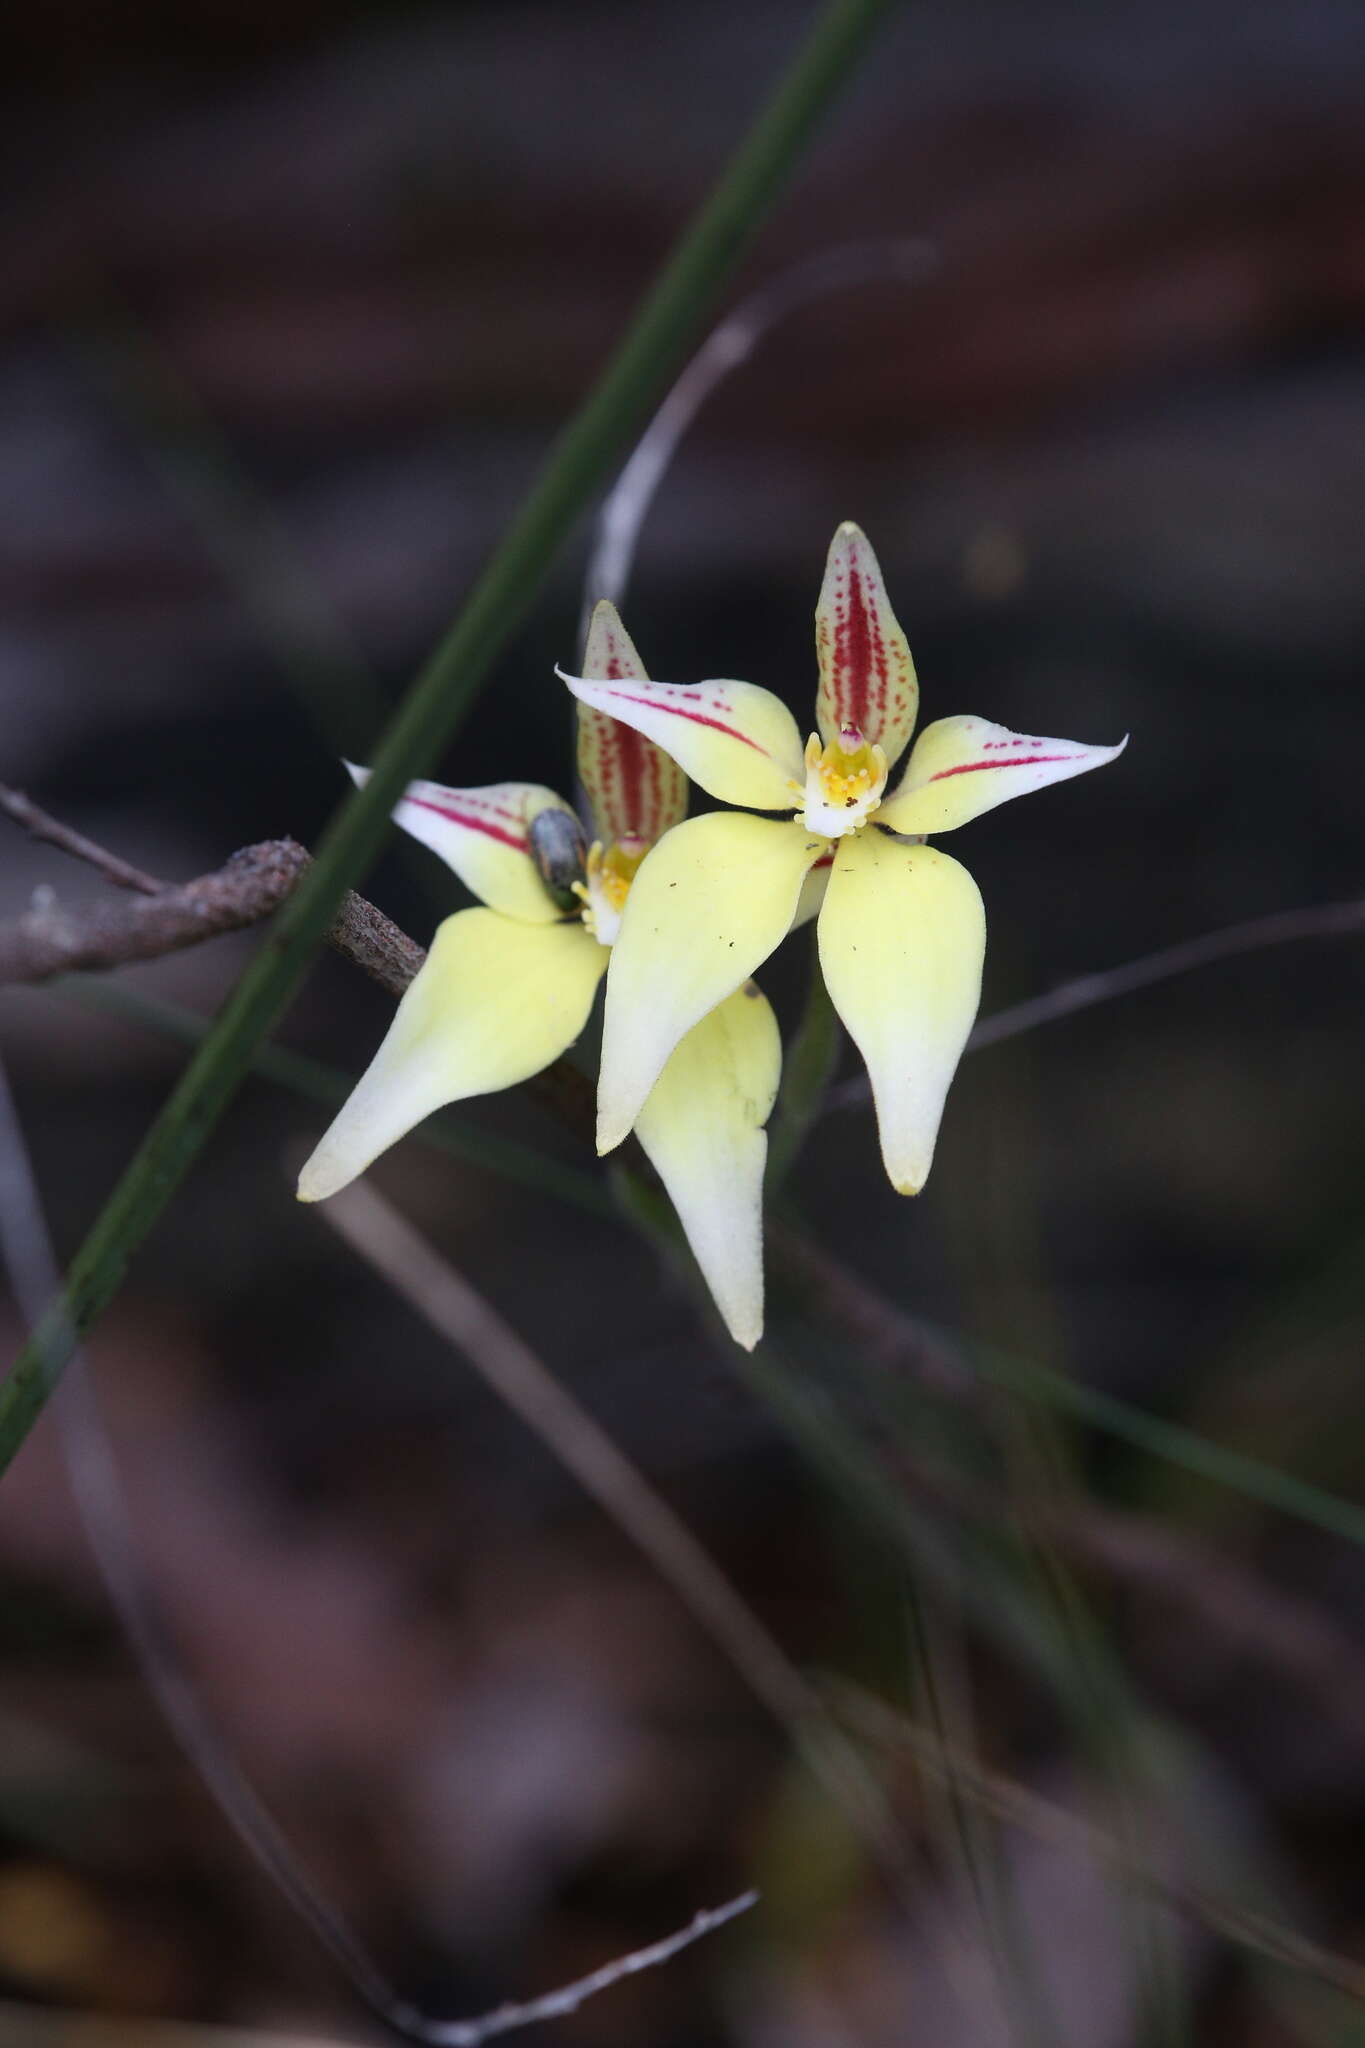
[
  {"left": 963, "top": 1335, "right": 1365, "bottom": 1549},
  {"left": 0, "top": 0, "right": 895, "bottom": 1472}
]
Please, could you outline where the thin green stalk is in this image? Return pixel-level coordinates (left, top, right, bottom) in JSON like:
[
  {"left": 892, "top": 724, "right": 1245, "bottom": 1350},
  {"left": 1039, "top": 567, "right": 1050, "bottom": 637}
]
[
  {"left": 963, "top": 1333, "right": 1365, "bottom": 1550},
  {"left": 0, "top": 0, "right": 894, "bottom": 1474}
]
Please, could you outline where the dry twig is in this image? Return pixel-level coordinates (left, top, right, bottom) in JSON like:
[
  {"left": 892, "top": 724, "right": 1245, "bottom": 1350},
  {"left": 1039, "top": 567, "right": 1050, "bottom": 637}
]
[
  {"left": 0, "top": 821, "right": 425, "bottom": 999},
  {"left": 0, "top": 782, "right": 164, "bottom": 896}
]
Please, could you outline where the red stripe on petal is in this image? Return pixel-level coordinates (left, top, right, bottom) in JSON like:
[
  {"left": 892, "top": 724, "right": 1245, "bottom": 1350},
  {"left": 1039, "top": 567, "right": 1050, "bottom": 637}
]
[
  {"left": 927, "top": 753, "right": 1073, "bottom": 782},
  {"left": 405, "top": 794, "right": 528, "bottom": 850},
  {"left": 830, "top": 562, "right": 889, "bottom": 736},
  {"left": 591, "top": 684, "right": 769, "bottom": 755},
  {"left": 579, "top": 702, "right": 687, "bottom": 843},
  {"left": 814, "top": 528, "right": 917, "bottom": 756}
]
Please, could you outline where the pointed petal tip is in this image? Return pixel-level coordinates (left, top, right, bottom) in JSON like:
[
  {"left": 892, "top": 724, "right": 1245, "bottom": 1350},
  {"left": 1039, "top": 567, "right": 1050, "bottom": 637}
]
[
  {"left": 596, "top": 1116, "right": 628, "bottom": 1157},
  {"left": 296, "top": 1136, "right": 359, "bottom": 1202}
]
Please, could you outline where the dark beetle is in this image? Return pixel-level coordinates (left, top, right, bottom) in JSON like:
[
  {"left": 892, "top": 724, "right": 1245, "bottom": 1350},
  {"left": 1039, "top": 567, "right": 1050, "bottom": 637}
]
[{"left": 528, "top": 806, "right": 589, "bottom": 913}]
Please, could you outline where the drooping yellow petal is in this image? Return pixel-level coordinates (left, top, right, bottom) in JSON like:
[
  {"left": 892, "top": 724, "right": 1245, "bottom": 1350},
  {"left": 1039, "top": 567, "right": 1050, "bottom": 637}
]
[
  {"left": 876, "top": 717, "right": 1127, "bottom": 837},
  {"left": 814, "top": 522, "right": 918, "bottom": 764},
  {"left": 817, "top": 831, "right": 985, "bottom": 1195},
  {"left": 557, "top": 667, "right": 805, "bottom": 812},
  {"left": 297, "top": 909, "right": 607, "bottom": 1201},
  {"left": 634, "top": 983, "right": 781, "bottom": 1351},
  {"left": 345, "top": 762, "right": 573, "bottom": 924},
  {"left": 597, "top": 811, "right": 823, "bottom": 1152},
  {"left": 577, "top": 601, "right": 688, "bottom": 844}
]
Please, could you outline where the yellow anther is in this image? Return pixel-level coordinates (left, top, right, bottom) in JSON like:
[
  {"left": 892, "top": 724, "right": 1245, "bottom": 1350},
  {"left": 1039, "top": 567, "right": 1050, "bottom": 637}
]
[
  {"left": 799, "top": 727, "right": 889, "bottom": 838},
  {"left": 579, "top": 835, "right": 651, "bottom": 946}
]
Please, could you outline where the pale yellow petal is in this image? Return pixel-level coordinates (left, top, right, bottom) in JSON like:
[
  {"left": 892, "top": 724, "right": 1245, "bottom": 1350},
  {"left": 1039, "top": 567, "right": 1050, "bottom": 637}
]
[
  {"left": 577, "top": 602, "right": 688, "bottom": 843},
  {"left": 790, "top": 850, "right": 834, "bottom": 930},
  {"left": 345, "top": 762, "right": 572, "bottom": 923},
  {"left": 597, "top": 811, "right": 822, "bottom": 1151},
  {"left": 635, "top": 983, "right": 781, "bottom": 1350},
  {"left": 814, "top": 521, "right": 918, "bottom": 763},
  {"left": 557, "top": 667, "right": 804, "bottom": 812},
  {"left": 297, "top": 910, "right": 606, "bottom": 1200},
  {"left": 817, "top": 832, "right": 985, "bottom": 1194},
  {"left": 876, "top": 717, "right": 1127, "bottom": 837}
]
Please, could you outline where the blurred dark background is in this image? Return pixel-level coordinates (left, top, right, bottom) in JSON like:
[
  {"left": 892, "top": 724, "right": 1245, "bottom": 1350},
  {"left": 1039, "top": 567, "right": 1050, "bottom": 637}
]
[{"left": 2, "top": 1, "right": 1364, "bottom": 2042}]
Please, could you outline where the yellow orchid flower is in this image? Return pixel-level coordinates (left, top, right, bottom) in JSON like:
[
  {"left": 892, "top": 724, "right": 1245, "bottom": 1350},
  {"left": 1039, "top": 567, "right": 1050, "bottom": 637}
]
[
  {"left": 296, "top": 605, "right": 781, "bottom": 1349},
  {"left": 560, "top": 522, "right": 1126, "bottom": 1197}
]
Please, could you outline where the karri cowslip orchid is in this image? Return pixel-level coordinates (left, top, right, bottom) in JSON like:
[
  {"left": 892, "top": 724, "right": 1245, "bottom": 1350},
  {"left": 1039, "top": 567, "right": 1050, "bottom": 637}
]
[
  {"left": 296, "top": 606, "right": 782, "bottom": 1349},
  {"left": 560, "top": 522, "right": 1126, "bottom": 1198}
]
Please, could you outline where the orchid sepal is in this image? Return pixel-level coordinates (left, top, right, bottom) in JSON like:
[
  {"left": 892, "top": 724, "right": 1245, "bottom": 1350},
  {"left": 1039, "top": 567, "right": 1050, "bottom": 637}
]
[
  {"left": 814, "top": 521, "right": 918, "bottom": 762},
  {"left": 344, "top": 762, "right": 575, "bottom": 924},
  {"left": 577, "top": 602, "right": 688, "bottom": 845},
  {"left": 596, "top": 810, "right": 823, "bottom": 1153},
  {"left": 296, "top": 909, "right": 607, "bottom": 1201},
  {"left": 634, "top": 982, "right": 781, "bottom": 1351},
  {"left": 876, "top": 717, "right": 1128, "bottom": 837},
  {"left": 557, "top": 666, "right": 805, "bottom": 813},
  {"left": 816, "top": 833, "right": 985, "bottom": 1194}
]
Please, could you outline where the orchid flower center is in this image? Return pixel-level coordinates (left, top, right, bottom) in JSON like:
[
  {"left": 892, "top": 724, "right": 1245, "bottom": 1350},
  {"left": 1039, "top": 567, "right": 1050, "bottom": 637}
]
[
  {"left": 796, "top": 724, "right": 889, "bottom": 838},
  {"left": 576, "top": 834, "right": 650, "bottom": 947}
]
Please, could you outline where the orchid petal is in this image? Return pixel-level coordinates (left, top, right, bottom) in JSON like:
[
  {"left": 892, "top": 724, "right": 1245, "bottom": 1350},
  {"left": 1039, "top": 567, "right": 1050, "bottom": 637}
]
[
  {"left": 790, "top": 850, "right": 834, "bottom": 930},
  {"left": 814, "top": 522, "right": 919, "bottom": 763},
  {"left": 597, "top": 812, "right": 822, "bottom": 1152},
  {"left": 346, "top": 762, "right": 573, "bottom": 924},
  {"left": 557, "top": 667, "right": 805, "bottom": 812},
  {"left": 577, "top": 602, "right": 688, "bottom": 843},
  {"left": 297, "top": 910, "right": 606, "bottom": 1201},
  {"left": 635, "top": 982, "right": 781, "bottom": 1351},
  {"left": 876, "top": 717, "right": 1127, "bottom": 837},
  {"left": 818, "top": 832, "right": 985, "bottom": 1195}
]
